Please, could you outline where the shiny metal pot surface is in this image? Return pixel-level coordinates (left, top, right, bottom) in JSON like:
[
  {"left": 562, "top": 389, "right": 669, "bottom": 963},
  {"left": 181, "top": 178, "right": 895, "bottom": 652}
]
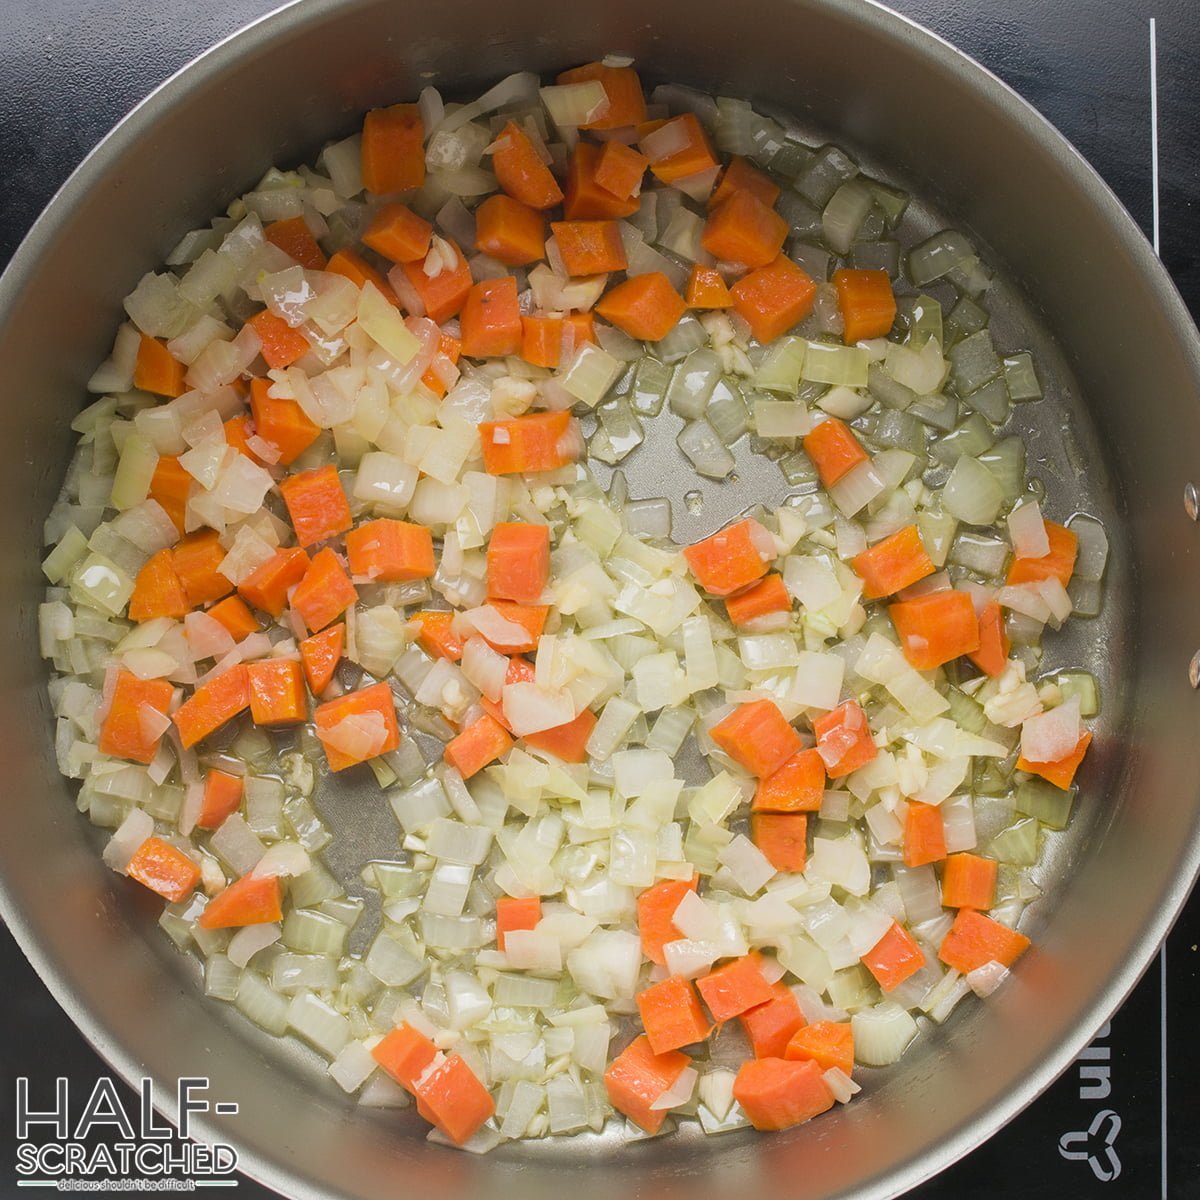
[{"left": 1, "top": 2, "right": 1199, "bottom": 1198}]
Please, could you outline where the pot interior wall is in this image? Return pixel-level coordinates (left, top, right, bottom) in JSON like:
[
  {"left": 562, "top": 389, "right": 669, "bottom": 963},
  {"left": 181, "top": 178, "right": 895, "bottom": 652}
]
[{"left": 1, "top": 2, "right": 1199, "bottom": 1199}]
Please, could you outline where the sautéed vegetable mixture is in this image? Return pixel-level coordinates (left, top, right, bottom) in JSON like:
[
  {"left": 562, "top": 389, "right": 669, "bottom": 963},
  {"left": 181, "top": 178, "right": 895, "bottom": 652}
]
[{"left": 39, "top": 59, "right": 1109, "bottom": 1149}]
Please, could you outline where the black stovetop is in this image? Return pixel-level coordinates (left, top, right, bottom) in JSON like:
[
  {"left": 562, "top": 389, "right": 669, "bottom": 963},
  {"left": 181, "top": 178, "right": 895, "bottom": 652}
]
[{"left": 1, "top": 2, "right": 1198, "bottom": 1197}]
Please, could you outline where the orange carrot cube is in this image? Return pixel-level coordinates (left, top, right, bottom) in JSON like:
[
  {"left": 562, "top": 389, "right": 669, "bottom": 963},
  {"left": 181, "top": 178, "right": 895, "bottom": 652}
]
[
  {"left": 812, "top": 700, "right": 877, "bottom": 778},
  {"left": 938, "top": 909, "right": 1031, "bottom": 974},
  {"left": 362, "top": 202, "right": 433, "bottom": 264},
  {"left": 290, "top": 547, "right": 357, "bottom": 634},
  {"left": 487, "top": 522, "right": 550, "bottom": 604},
  {"left": 443, "top": 714, "right": 514, "bottom": 780},
  {"left": 197, "top": 873, "right": 283, "bottom": 929},
  {"left": 682, "top": 518, "right": 772, "bottom": 596},
  {"left": 941, "top": 852, "right": 998, "bottom": 910},
  {"left": 862, "top": 920, "right": 926, "bottom": 992},
  {"left": 710, "top": 699, "right": 803, "bottom": 779},
  {"left": 345, "top": 518, "right": 435, "bottom": 583},
  {"left": 172, "top": 665, "right": 251, "bottom": 749},
  {"left": 496, "top": 895, "right": 541, "bottom": 951},
  {"left": 98, "top": 670, "right": 174, "bottom": 764},
  {"left": 246, "top": 659, "right": 307, "bottom": 727},
  {"left": 197, "top": 769, "right": 244, "bottom": 830},
  {"left": 637, "top": 976, "right": 713, "bottom": 1055},
  {"left": 753, "top": 749, "right": 826, "bottom": 813},
  {"left": 479, "top": 411, "right": 581, "bottom": 475},
  {"left": 361, "top": 103, "right": 425, "bottom": 194},
  {"left": 603, "top": 1035, "right": 690, "bottom": 1134},
  {"left": 751, "top": 812, "right": 808, "bottom": 873},
  {"left": 279, "top": 464, "right": 353, "bottom": 549},
  {"left": 313, "top": 681, "right": 401, "bottom": 771},
  {"left": 730, "top": 255, "right": 818, "bottom": 343},
  {"left": 237, "top": 546, "right": 310, "bottom": 618},
  {"left": 739, "top": 981, "right": 806, "bottom": 1059},
  {"left": 299, "top": 624, "right": 344, "bottom": 696},
  {"left": 696, "top": 953, "right": 775, "bottom": 1022},
  {"left": 125, "top": 837, "right": 200, "bottom": 904},
  {"left": 474, "top": 194, "right": 546, "bottom": 267}
]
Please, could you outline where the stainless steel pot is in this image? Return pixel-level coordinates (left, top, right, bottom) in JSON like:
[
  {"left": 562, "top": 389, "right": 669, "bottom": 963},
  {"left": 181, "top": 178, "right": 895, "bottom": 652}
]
[{"left": 2, "top": 2, "right": 1199, "bottom": 1197}]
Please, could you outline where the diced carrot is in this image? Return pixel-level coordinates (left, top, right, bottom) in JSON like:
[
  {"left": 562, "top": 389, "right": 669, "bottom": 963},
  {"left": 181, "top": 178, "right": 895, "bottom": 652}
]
[
  {"left": 475, "top": 601, "right": 549, "bottom": 654},
  {"left": 361, "top": 103, "right": 425, "bottom": 194},
  {"left": 889, "top": 590, "right": 980, "bottom": 671},
  {"left": 734, "top": 1056, "right": 835, "bottom": 1131},
  {"left": 941, "top": 852, "right": 998, "bottom": 910},
  {"left": 903, "top": 801, "right": 948, "bottom": 868},
  {"left": 133, "top": 334, "right": 185, "bottom": 398},
  {"left": 861, "top": 920, "right": 927, "bottom": 992},
  {"left": 487, "top": 522, "right": 549, "bottom": 604},
  {"left": 443, "top": 713, "right": 514, "bottom": 780},
  {"left": 287, "top": 630, "right": 338, "bottom": 710},
  {"left": 643, "top": 113, "right": 719, "bottom": 185},
  {"left": 98, "top": 670, "right": 174, "bottom": 764},
  {"left": 730, "top": 255, "right": 818, "bottom": 343},
  {"left": 852, "top": 524, "right": 935, "bottom": 600},
  {"left": 637, "top": 976, "right": 712, "bottom": 1055},
  {"left": 371, "top": 1022, "right": 438, "bottom": 1092},
  {"left": 563, "top": 142, "right": 640, "bottom": 220},
  {"left": 149, "top": 455, "right": 191, "bottom": 534},
  {"left": 460, "top": 276, "right": 523, "bottom": 358},
  {"left": 474, "top": 194, "right": 546, "bottom": 267},
  {"left": 362, "top": 202, "right": 432, "bottom": 264},
  {"left": 557, "top": 62, "right": 647, "bottom": 129},
  {"left": 400, "top": 239, "right": 473, "bottom": 323},
  {"left": 701, "top": 190, "right": 788, "bottom": 269},
  {"left": 246, "top": 310, "right": 311, "bottom": 372},
  {"left": 603, "top": 1035, "right": 690, "bottom": 1134},
  {"left": 523, "top": 707, "right": 598, "bottom": 763},
  {"left": 1017, "top": 730, "right": 1093, "bottom": 789},
  {"left": 222, "top": 413, "right": 266, "bottom": 465},
  {"left": 413, "top": 1054, "right": 495, "bottom": 1146},
  {"left": 496, "top": 895, "right": 541, "bottom": 952},
  {"left": 593, "top": 271, "right": 686, "bottom": 342},
  {"left": 803, "top": 417, "right": 870, "bottom": 489},
  {"left": 246, "top": 659, "right": 307, "bottom": 727},
  {"left": 172, "top": 666, "right": 251, "bottom": 749},
  {"left": 313, "top": 681, "right": 400, "bottom": 771},
  {"left": 479, "top": 410, "right": 581, "bottom": 475},
  {"left": 491, "top": 120, "right": 564, "bottom": 211},
  {"left": 637, "top": 875, "right": 699, "bottom": 966},
  {"left": 739, "top": 981, "right": 806, "bottom": 1059},
  {"left": 685, "top": 264, "right": 733, "bottom": 310},
  {"left": 206, "top": 595, "right": 259, "bottom": 642},
  {"left": 753, "top": 749, "right": 826, "bottom": 813},
  {"left": 564, "top": 311, "right": 596, "bottom": 347},
  {"left": 594, "top": 140, "right": 648, "bottom": 200},
  {"left": 938, "top": 908, "right": 1031, "bottom": 974},
  {"left": 197, "top": 769, "right": 244, "bottom": 830},
  {"left": 238, "top": 546, "right": 310, "bottom": 618},
  {"left": 125, "top": 837, "right": 200, "bottom": 904},
  {"left": 751, "top": 812, "right": 808, "bottom": 873},
  {"left": 264, "top": 216, "right": 327, "bottom": 270},
  {"left": 279, "top": 464, "right": 352, "bottom": 549},
  {"left": 420, "top": 331, "right": 462, "bottom": 398},
  {"left": 552, "top": 219, "right": 627, "bottom": 276},
  {"left": 812, "top": 700, "right": 878, "bottom": 778},
  {"left": 682, "top": 518, "right": 771, "bottom": 597},
  {"left": 520, "top": 314, "right": 567, "bottom": 369},
  {"left": 709, "top": 155, "right": 781, "bottom": 210},
  {"left": 172, "top": 530, "right": 234, "bottom": 608},
  {"left": 724, "top": 573, "right": 790, "bottom": 626},
  {"left": 412, "top": 611, "right": 463, "bottom": 661},
  {"left": 197, "top": 873, "right": 283, "bottom": 929},
  {"left": 290, "top": 547, "right": 357, "bottom": 633},
  {"left": 784, "top": 1020, "right": 854, "bottom": 1077},
  {"left": 833, "top": 268, "right": 897, "bottom": 344},
  {"left": 326, "top": 247, "right": 397, "bottom": 303},
  {"left": 1007, "top": 520, "right": 1078, "bottom": 587},
  {"left": 696, "top": 953, "right": 775, "bottom": 1022},
  {"left": 710, "top": 699, "right": 803, "bottom": 779},
  {"left": 345, "top": 518, "right": 435, "bottom": 583},
  {"left": 128, "top": 548, "right": 189, "bottom": 622},
  {"left": 967, "top": 601, "right": 1011, "bottom": 678},
  {"left": 249, "top": 376, "right": 320, "bottom": 466}
]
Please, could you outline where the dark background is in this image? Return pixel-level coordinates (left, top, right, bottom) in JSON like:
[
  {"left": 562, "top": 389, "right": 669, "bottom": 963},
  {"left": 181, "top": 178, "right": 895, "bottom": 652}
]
[{"left": 1, "top": 1, "right": 1198, "bottom": 1197}]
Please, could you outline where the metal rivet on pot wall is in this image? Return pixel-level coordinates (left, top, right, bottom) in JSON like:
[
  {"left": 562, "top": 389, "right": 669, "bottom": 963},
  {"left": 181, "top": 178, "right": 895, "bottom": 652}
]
[{"left": 1185, "top": 482, "right": 1199, "bottom": 520}]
